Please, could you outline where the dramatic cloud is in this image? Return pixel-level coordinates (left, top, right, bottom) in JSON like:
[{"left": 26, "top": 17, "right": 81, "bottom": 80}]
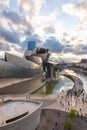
[
  {"left": 19, "top": 0, "right": 36, "bottom": 16},
  {"left": 0, "top": 26, "right": 19, "bottom": 44},
  {"left": 0, "top": 41, "right": 24, "bottom": 58},
  {"left": 0, "top": 8, "right": 34, "bottom": 45},
  {"left": 62, "top": 33, "right": 70, "bottom": 43},
  {"left": 3, "top": 10, "right": 23, "bottom": 24},
  {"left": 2, "top": 9, "right": 34, "bottom": 35},
  {"left": 19, "top": 0, "right": 44, "bottom": 16},
  {"left": 22, "top": 34, "right": 87, "bottom": 57},
  {"left": 43, "top": 25, "right": 55, "bottom": 34},
  {"left": 62, "top": 1, "right": 87, "bottom": 23},
  {"left": 0, "top": 0, "right": 87, "bottom": 62},
  {"left": 73, "top": 44, "right": 87, "bottom": 55},
  {"left": 0, "top": 0, "right": 9, "bottom": 10},
  {"left": 60, "top": 42, "right": 87, "bottom": 56},
  {"left": 61, "top": 32, "right": 80, "bottom": 45},
  {"left": 42, "top": 37, "right": 63, "bottom": 53},
  {"left": 70, "top": 36, "right": 78, "bottom": 41},
  {"left": 63, "top": 44, "right": 74, "bottom": 53}
]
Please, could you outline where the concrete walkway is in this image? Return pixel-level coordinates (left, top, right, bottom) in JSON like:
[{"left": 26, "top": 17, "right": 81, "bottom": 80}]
[
  {"left": 0, "top": 72, "right": 87, "bottom": 130},
  {"left": 61, "top": 71, "right": 84, "bottom": 97},
  {"left": 0, "top": 71, "right": 86, "bottom": 115},
  {"left": 33, "top": 72, "right": 87, "bottom": 130}
]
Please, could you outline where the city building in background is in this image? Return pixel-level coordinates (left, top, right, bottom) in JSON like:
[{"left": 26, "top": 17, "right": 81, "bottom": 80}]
[{"left": 28, "top": 41, "right": 36, "bottom": 51}]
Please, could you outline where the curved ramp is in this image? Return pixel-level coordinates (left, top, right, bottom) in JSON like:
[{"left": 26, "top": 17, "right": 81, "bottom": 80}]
[{"left": 63, "top": 73, "right": 84, "bottom": 97}]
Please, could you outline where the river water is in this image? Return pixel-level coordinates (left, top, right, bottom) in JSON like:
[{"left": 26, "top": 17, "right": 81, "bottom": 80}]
[{"left": 33, "top": 69, "right": 87, "bottom": 95}]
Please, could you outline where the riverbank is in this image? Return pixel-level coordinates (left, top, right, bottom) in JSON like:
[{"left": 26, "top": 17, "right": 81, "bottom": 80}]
[
  {"left": 63, "top": 73, "right": 84, "bottom": 97},
  {"left": 31, "top": 72, "right": 87, "bottom": 130}
]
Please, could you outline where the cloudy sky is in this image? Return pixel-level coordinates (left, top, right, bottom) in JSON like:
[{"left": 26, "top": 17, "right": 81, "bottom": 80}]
[{"left": 0, "top": 0, "right": 87, "bottom": 62}]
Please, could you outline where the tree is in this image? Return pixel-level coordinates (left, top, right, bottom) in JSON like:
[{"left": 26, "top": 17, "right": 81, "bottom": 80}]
[
  {"left": 53, "top": 65, "right": 62, "bottom": 71},
  {"left": 68, "top": 109, "right": 76, "bottom": 119},
  {"left": 64, "top": 109, "right": 76, "bottom": 130},
  {"left": 64, "top": 122, "right": 73, "bottom": 130}
]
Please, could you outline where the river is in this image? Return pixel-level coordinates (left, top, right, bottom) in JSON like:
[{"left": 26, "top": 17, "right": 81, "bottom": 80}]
[
  {"left": 33, "top": 69, "right": 87, "bottom": 95},
  {"left": 33, "top": 70, "right": 74, "bottom": 95}
]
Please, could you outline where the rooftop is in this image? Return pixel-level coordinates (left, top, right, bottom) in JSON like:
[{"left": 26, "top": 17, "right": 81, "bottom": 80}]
[{"left": 0, "top": 100, "right": 42, "bottom": 126}]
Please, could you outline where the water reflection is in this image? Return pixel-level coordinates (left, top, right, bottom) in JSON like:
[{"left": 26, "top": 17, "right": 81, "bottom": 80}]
[
  {"left": 33, "top": 69, "right": 87, "bottom": 95},
  {"left": 33, "top": 82, "right": 56, "bottom": 95},
  {"left": 33, "top": 75, "right": 74, "bottom": 95}
]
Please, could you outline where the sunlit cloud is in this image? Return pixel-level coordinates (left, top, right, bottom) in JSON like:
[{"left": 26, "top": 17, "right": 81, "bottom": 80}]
[
  {"left": 31, "top": 9, "right": 58, "bottom": 27},
  {"left": 50, "top": 52, "right": 87, "bottom": 63},
  {"left": 19, "top": 0, "right": 44, "bottom": 16},
  {"left": 62, "top": 2, "right": 87, "bottom": 23},
  {"left": 0, "top": 0, "right": 10, "bottom": 10},
  {"left": 0, "top": 0, "right": 87, "bottom": 62},
  {"left": 43, "top": 25, "right": 55, "bottom": 34}
]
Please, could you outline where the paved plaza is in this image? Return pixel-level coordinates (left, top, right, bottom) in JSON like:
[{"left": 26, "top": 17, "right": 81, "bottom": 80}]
[{"left": 0, "top": 72, "right": 87, "bottom": 130}]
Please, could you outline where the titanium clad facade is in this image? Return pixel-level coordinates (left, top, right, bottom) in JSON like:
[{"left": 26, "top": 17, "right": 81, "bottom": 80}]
[
  {"left": 0, "top": 52, "right": 41, "bottom": 78},
  {"left": 0, "top": 60, "right": 26, "bottom": 78},
  {"left": 5, "top": 53, "right": 41, "bottom": 77},
  {"left": 25, "top": 55, "right": 42, "bottom": 65}
]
